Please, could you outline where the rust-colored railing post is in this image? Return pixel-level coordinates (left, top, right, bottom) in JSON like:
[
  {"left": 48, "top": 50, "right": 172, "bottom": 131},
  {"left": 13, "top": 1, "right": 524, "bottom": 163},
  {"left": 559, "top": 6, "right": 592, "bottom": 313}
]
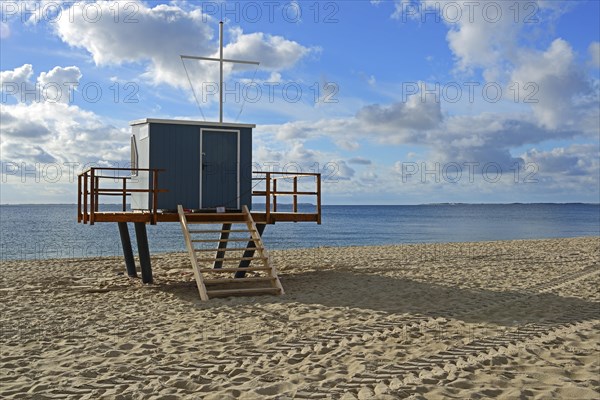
[
  {"left": 122, "top": 178, "right": 127, "bottom": 212},
  {"left": 273, "top": 178, "right": 277, "bottom": 212},
  {"left": 89, "top": 168, "right": 95, "bottom": 224},
  {"left": 316, "top": 173, "right": 322, "bottom": 224},
  {"left": 83, "top": 171, "right": 88, "bottom": 224},
  {"left": 265, "top": 172, "right": 271, "bottom": 223},
  {"left": 293, "top": 177, "right": 298, "bottom": 213},
  {"left": 152, "top": 170, "right": 158, "bottom": 224},
  {"left": 94, "top": 176, "right": 99, "bottom": 212},
  {"left": 77, "top": 174, "right": 82, "bottom": 223}
]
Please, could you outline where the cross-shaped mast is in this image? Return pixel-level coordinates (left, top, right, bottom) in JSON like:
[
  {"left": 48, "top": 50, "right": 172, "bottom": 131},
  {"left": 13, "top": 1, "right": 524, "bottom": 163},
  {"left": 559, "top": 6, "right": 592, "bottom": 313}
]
[{"left": 181, "top": 21, "right": 260, "bottom": 123}]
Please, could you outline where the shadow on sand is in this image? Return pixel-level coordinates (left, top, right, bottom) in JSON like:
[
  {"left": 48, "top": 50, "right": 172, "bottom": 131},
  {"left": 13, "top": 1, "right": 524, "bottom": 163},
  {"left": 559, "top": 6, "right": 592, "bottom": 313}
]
[{"left": 155, "top": 269, "right": 599, "bottom": 327}]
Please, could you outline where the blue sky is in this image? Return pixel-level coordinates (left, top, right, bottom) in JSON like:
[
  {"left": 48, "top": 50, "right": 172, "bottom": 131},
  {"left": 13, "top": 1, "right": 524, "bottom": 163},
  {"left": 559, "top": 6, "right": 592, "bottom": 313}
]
[{"left": 1, "top": 0, "right": 599, "bottom": 204}]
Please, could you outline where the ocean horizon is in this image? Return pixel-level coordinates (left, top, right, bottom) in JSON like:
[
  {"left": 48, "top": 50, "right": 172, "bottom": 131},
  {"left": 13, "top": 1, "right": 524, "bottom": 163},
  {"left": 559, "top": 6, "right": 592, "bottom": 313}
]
[{"left": 1, "top": 203, "right": 599, "bottom": 261}]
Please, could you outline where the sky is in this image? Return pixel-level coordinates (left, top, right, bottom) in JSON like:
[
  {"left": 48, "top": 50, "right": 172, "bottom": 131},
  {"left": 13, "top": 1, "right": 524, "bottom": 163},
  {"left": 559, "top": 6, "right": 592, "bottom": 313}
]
[{"left": 0, "top": 0, "right": 599, "bottom": 205}]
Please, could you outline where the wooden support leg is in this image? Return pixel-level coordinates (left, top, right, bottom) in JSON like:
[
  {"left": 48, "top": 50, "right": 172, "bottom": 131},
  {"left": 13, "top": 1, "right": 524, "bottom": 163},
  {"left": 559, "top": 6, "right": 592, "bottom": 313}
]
[
  {"left": 213, "top": 223, "right": 231, "bottom": 269},
  {"left": 134, "top": 222, "right": 153, "bottom": 284},
  {"left": 118, "top": 222, "right": 137, "bottom": 278},
  {"left": 235, "top": 223, "right": 266, "bottom": 278}
]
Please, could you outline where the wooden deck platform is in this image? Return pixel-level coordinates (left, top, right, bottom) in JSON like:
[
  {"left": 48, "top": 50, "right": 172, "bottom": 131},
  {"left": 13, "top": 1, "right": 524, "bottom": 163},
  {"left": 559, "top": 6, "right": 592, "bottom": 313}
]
[
  {"left": 79, "top": 211, "right": 320, "bottom": 224},
  {"left": 77, "top": 168, "right": 321, "bottom": 226},
  {"left": 76, "top": 167, "right": 321, "bottom": 296}
]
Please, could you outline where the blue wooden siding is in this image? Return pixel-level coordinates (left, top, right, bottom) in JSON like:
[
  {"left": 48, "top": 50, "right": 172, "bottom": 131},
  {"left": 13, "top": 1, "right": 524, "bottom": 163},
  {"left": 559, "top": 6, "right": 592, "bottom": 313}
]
[{"left": 130, "top": 121, "right": 253, "bottom": 211}]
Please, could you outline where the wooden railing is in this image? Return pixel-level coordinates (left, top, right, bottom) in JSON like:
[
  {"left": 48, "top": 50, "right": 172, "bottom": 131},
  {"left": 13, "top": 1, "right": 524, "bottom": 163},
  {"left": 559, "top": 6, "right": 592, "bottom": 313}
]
[
  {"left": 252, "top": 171, "right": 321, "bottom": 224},
  {"left": 78, "top": 167, "right": 165, "bottom": 225}
]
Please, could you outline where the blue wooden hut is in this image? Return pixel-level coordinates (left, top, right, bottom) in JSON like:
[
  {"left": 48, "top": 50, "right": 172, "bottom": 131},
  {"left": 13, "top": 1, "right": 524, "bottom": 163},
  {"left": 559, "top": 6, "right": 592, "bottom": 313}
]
[{"left": 129, "top": 119, "right": 254, "bottom": 211}]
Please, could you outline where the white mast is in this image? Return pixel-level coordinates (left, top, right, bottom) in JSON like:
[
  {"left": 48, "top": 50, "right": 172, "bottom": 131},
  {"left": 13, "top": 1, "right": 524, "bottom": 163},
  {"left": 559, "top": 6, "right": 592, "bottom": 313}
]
[
  {"left": 181, "top": 21, "right": 259, "bottom": 123},
  {"left": 219, "top": 21, "right": 223, "bottom": 123}
]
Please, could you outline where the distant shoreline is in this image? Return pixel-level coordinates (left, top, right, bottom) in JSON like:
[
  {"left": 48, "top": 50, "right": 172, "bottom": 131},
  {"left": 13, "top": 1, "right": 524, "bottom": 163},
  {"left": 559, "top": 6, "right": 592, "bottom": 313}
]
[{"left": 2, "top": 236, "right": 599, "bottom": 263}]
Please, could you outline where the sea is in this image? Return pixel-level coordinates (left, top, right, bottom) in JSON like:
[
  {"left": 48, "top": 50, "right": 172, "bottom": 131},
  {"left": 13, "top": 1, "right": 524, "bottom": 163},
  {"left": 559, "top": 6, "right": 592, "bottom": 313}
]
[{"left": 0, "top": 204, "right": 598, "bottom": 261}]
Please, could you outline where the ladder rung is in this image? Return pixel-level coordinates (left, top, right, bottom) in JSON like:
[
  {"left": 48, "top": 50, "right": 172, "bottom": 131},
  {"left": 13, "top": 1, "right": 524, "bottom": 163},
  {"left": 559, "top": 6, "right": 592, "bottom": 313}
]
[
  {"left": 196, "top": 256, "right": 266, "bottom": 262},
  {"left": 204, "top": 277, "right": 275, "bottom": 285},
  {"left": 207, "top": 287, "right": 281, "bottom": 297},
  {"left": 191, "top": 238, "right": 256, "bottom": 243},
  {"left": 195, "top": 247, "right": 263, "bottom": 252},
  {"left": 187, "top": 219, "right": 247, "bottom": 224},
  {"left": 198, "top": 266, "right": 271, "bottom": 273},
  {"left": 189, "top": 229, "right": 254, "bottom": 234}
]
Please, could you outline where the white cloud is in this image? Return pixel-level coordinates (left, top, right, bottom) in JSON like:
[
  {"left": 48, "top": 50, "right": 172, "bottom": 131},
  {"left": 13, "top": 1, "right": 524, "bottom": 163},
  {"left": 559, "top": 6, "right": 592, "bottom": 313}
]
[
  {"left": 335, "top": 139, "right": 360, "bottom": 151},
  {"left": 1, "top": 65, "right": 129, "bottom": 166},
  {"left": 1, "top": 101, "right": 128, "bottom": 163},
  {"left": 36, "top": 65, "right": 82, "bottom": 104},
  {"left": 0, "top": 21, "right": 9, "bottom": 38},
  {"left": 348, "top": 157, "right": 372, "bottom": 165},
  {"left": 257, "top": 96, "right": 592, "bottom": 175},
  {"left": 1, "top": 64, "right": 81, "bottom": 104},
  {"left": 589, "top": 42, "right": 600, "bottom": 68},
  {"left": 334, "top": 160, "right": 356, "bottom": 181},
  {"left": 224, "top": 28, "right": 310, "bottom": 70},
  {"left": 356, "top": 92, "right": 443, "bottom": 133},
  {"left": 54, "top": 1, "right": 213, "bottom": 88},
  {"left": 523, "top": 144, "right": 599, "bottom": 177},
  {"left": 53, "top": 1, "right": 313, "bottom": 88},
  {"left": 1, "top": 64, "right": 34, "bottom": 88},
  {"left": 384, "top": 1, "right": 598, "bottom": 137},
  {"left": 391, "top": 1, "right": 528, "bottom": 77},
  {"left": 511, "top": 39, "right": 593, "bottom": 130}
]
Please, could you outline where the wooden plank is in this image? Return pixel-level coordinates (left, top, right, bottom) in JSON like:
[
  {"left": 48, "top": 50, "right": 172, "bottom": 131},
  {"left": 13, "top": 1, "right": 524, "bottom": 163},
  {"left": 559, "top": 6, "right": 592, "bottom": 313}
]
[
  {"left": 273, "top": 179, "right": 277, "bottom": 212},
  {"left": 87, "top": 188, "right": 165, "bottom": 193},
  {"left": 94, "top": 176, "right": 100, "bottom": 212},
  {"left": 195, "top": 247, "right": 264, "bottom": 252},
  {"left": 122, "top": 179, "right": 127, "bottom": 212},
  {"left": 252, "top": 213, "right": 319, "bottom": 223},
  {"left": 243, "top": 205, "right": 285, "bottom": 295},
  {"left": 189, "top": 229, "right": 252, "bottom": 234},
  {"left": 80, "top": 167, "right": 164, "bottom": 174},
  {"left": 89, "top": 169, "right": 94, "bottom": 224},
  {"left": 316, "top": 173, "right": 322, "bottom": 225},
  {"left": 265, "top": 172, "right": 270, "bottom": 223},
  {"left": 252, "top": 171, "right": 320, "bottom": 177},
  {"left": 198, "top": 266, "right": 271, "bottom": 273},
  {"left": 203, "top": 277, "right": 275, "bottom": 285},
  {"left": 178, "top": 205, "right": 209, "bottom": 301},
  {"left": 206, "top": 287, "right": 280, "bottom": 297},
  {"left": 188, "top": 220, "right": 247, "bottom": 224},
  {"left": 83, "top": 173, "right": 88, "bottom": 223},
  {"left": 253, "top": 191, "right": 317, "bottom": 196},
  {"left": 77, "top": 175, "right": 82, "bottom": 223},
  {"left": 79, "top": 211, "right": 320, "bottom": 224},
  {"left": 197, "top": 256, "right": 267, "bottom": 262},
  {"left": 191, "top": 238, "right": 256, "bottom": 243},
  {"left": 293, "top": 177, "right": 298, "bottom": 213},
  {"left": 151, "top": 171, "right": 159, "bottom": 225},
  {"left": 95, "top": 192, "right": 131, "bottom": 196},
  {"left": 253, "top": 174, "right": 317, "bottom": 180},
  {"left": 93, "top": 175, "right": 132, "bottom": 179},
  {"left": 93, "top": 213, "right": 153, "bottom": 223}
]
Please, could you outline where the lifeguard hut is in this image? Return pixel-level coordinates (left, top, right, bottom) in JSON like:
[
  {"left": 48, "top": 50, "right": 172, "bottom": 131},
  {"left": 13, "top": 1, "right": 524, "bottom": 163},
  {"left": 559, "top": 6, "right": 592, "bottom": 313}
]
[{"left": 77, "top": 22, "right": 321, "bottom": 301}]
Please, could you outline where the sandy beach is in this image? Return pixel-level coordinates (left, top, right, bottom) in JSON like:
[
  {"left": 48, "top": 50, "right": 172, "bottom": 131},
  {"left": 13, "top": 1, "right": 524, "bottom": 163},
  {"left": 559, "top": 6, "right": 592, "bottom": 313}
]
[{"left": 1, "top": 236, "right": 598, "bottom": 399}]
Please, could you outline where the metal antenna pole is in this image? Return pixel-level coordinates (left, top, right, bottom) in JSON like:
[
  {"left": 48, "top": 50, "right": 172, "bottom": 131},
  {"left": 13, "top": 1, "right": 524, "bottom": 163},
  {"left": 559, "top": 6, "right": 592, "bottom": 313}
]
[
  {"left": 219, "top": 21, "right": 224, "bottom": 123},
  {"left": 180, "top": 20, "right": 258, "bottom": 123}
]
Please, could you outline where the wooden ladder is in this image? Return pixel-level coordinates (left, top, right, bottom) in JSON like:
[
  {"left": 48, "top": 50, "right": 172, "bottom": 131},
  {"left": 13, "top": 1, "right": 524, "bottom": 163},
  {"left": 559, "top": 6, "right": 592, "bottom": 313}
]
[{"left": 177, "top": 205, "right": 284, "bottom": 301}]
